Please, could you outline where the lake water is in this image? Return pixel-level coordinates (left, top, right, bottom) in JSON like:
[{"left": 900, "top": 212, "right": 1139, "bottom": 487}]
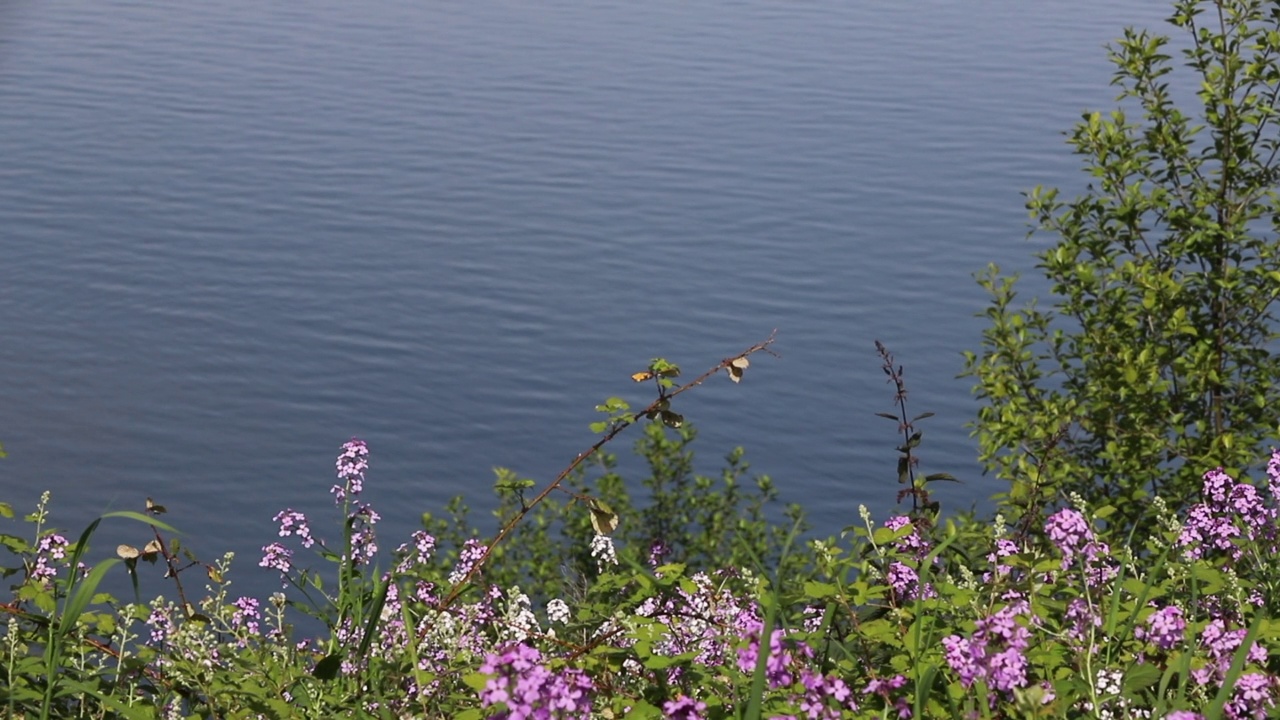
[{"left": 0, "top": 1, "right": 1177, "bottom": 595}]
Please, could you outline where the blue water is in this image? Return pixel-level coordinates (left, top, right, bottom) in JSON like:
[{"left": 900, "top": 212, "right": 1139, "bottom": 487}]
[{"left": 0, "top": 1, "right": 1176, "bottom": 596}]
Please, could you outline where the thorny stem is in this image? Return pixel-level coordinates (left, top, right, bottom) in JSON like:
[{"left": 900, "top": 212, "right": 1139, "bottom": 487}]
[{"left": 436, "top": 331, "right": 779, "bottom": 612}]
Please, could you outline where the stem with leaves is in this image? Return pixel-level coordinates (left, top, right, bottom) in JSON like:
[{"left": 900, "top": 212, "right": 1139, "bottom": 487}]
[{"left": 437, "top": 331, "right": 778, "bottom": 610}]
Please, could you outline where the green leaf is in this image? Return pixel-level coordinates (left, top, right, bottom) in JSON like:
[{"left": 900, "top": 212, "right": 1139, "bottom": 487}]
[{"left": 58, "top": 558, "right": 120, "bottom": 640}]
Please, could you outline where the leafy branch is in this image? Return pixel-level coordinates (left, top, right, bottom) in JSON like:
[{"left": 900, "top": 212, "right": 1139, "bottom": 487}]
[{"left": 437, "top": 331, "right": 778, "bottom": 609}]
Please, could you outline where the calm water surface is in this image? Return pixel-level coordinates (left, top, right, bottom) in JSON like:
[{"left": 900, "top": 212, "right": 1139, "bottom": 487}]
[{"left": 0, "top": 1, "right": 1175, "bottom": 594}]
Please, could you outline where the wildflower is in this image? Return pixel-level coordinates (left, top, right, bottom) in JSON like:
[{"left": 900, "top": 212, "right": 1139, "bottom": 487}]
[
  {"left": 336, "top": 437, "right": 369, "bottom": 483},
  {"left": 663, "top": 696, "right": 707, "bottom": 720},
  {"left": 736, "top": 628, "right": 811, "bottom": 689},
  {"left": 985, "top": 537, "right": 1020, "bottom": 580},
  {"left": 31, "top": 533, "right": 69, "bottom": 582},
  {"left": 1193, "top": 619, "right": 1268, "bottom": 687},
  {"left": 395, "top": 530, "right": 437, "bottom": 574},
  {"left": 230, "top": 596, "right": 261, "bottom": 642},
  {"left": 547, "top": 598, "right": 571, "bottom": 625},
  {"left": 500, "top": 587, "right": 540, "bottom": 642},
  {"left": 478, "top": 643, "right": 594, "bottom": 718},
  {"left": 590, "top": 533, "right": 617, "bottom": 571},
  {"left": 348, "top": 504, "right": 380, "bottom": 566},
  {"left": 942, "top": 602, "right": 1031, "bottom": 695},
  {"left": 1064, "top": 597, "right": 1101, "bottom": 647},
  {"left": 648, "top": 539, "right": 670, "bottom": 568},
  {"left": 886, "top": 560, "right": 934, "bottom": 603},
  {"left": 884, "top": 515, "right": 931, "bottom": 558},
  {"left": 1044, "top": 508, "right": 1116, "bottom": 586},
  {"left": 260, "top": 542, "right": 293, "bottom": 577},
  {"left": 1226, "top": 673, "right": 1276, "bottom": 720},
  {"left": 448, "top": 538, "right": 487, "bottom": 586},
  {"left": 800, "top": 667, "right": 858, "bottom": 718},
  {"left": 332, "top": 438, "right": 369, "bottom": 502},
  {"left": 1138, "top": 605, "right": 1185, "bottom": 651},
  {"left": 273, "top": 510, "right": 314, "bottom": 548}
]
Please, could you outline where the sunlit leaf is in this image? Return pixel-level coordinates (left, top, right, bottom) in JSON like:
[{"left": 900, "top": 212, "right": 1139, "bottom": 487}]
[{"left": 631, "top": 371, "right": 654, "bottom": 382}]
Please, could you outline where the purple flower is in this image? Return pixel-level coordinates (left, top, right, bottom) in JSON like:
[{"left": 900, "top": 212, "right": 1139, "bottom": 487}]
[
  {"left": 862, "top": 674, "right": 905, "bottom": 717},
  {"left": 332, "top": 438, "right": 369, "bottom": 503},
  {"left": 799, "top": 668, "right": 858, "bottom": 718},
  {"left": 662, "top": 696, "right": 707, "bottom": 720},
  {"left": 736, "top": 628, "right": 812, "bottom": 689},
  {"left": 260, "top": 542, "right": 293, "bottom": 577},
  {"left": 395, "top": 530, "right": 437, "bottom": 574},
  {"left": 273, "top": 509, "right": 314, "bottom": 548},
  {"left": 1226, "top": 672, "right": 1276, "bottom": 720},
  {"left": 942, "top": 602, "right": 1031, "bottom": 696},
  {"left": 1178, "top": 466, "right": 1279, "bottom": 562},
  {"left": 886, "top": 561, "right": 934, "bottom": 603},
  {"left": 348, "top": 504, "right": 380, "bottom": 566},
  {"left": 478, "top": 644, "right": 593, "bottom": 718},
  {"left": 1139, "top": 605, "right": 1185, "bottom": 651},
  {"left": 336, "top": 438, "right": 369, "bottom": 481},
  {"left": 31, "top": 534, "right": 69, "bottom": 582},
  {"left": 1045, "top": 508, "right": 1092, "bottom": 559},
  {"left": 884, "top": 516, "right": 931, "bottom": 559},
  {"left": 231, "top": 596, "right": 261, "bottom": 639},
  {"left": 146, "top": 605, "right": 176, "bottom": 645},
  {"left": 449, "top": 538, "right": 488, "bottom": 586},
  {"left": 648, "top": 539, "right": 670, "bottom": 568},
  {"left": 1192, "top": 619, "right": 1269, "bottom": 687},
  {"left": 1044, "top": 509, "right": 1116, "bottom": 585},
  {"left": 985, "top": 538, "right": 1020, "bottom": 580}
]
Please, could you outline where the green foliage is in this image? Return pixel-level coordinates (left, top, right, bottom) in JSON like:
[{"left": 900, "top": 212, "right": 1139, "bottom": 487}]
[
  {"left": 7, "top": 448, "right": 1280, "bottom": 717},
  {"left": 965, "top": 0, "right": 1280, "bottom": 530},
  {"left": 456, "top": 421, "right": 813, "bottom": 606}
]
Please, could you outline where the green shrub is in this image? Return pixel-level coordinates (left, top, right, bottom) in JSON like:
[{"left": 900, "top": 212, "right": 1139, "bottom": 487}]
[{"left": 965, "top": 0, "right": 1280, "bottom": 532}]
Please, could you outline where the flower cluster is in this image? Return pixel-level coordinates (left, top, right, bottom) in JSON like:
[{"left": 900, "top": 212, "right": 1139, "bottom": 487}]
[
  {"left": 734, "top": 624, "right": 857, "bottom": 718},
  {"left": 449, "top": 538, "right": 488, "bottom": 586},
  {"left": 395, "top": 530, "right": 437, "bottom": 574},
  {"left": 272, "top": 510, "right": 314, "bottom": 548},
  {"left": 31, "top": 533, "right": 69, "bottom": 582},
  {"left": 942, "top": 600, "right": 1032, "bottom": 696},
  {"left": 348, "top": 504, "right": 380, "bottom": 566},
  {"left": 332, "top": 437, "right": 369, "bottom": 502},
  {"left": 1136, "top": 604, "right": 1185, "bottom": 651},
  {"left": 1045, "top": 507, "right": 1117, "bottom": 586},
  {"left": 478, "top": 643, "right": 594, "bottom": 719},
  {"left": 1178, "top": 464, "right": 1279, "bottom": 561}
]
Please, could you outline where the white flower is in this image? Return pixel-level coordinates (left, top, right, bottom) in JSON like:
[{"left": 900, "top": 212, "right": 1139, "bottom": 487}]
[
  {"left": 547, "top": 598, "right": 571, "bottom": 624},
  {"left": 590, "top": 533, "right": 617, "bottom": 571}
]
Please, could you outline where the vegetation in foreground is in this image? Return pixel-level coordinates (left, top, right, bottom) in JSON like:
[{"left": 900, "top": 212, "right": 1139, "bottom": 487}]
[
  {"left": 4, "top": 381, "right": 1280, "bottom": 718},
  {"left": 7, "top": 0, "right": 1280, "bottom": 716}
]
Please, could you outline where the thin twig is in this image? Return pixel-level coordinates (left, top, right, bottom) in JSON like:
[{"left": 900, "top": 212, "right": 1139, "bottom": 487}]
[{"left": 436, "top": 331, "right": 778, "bottom": 611}]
